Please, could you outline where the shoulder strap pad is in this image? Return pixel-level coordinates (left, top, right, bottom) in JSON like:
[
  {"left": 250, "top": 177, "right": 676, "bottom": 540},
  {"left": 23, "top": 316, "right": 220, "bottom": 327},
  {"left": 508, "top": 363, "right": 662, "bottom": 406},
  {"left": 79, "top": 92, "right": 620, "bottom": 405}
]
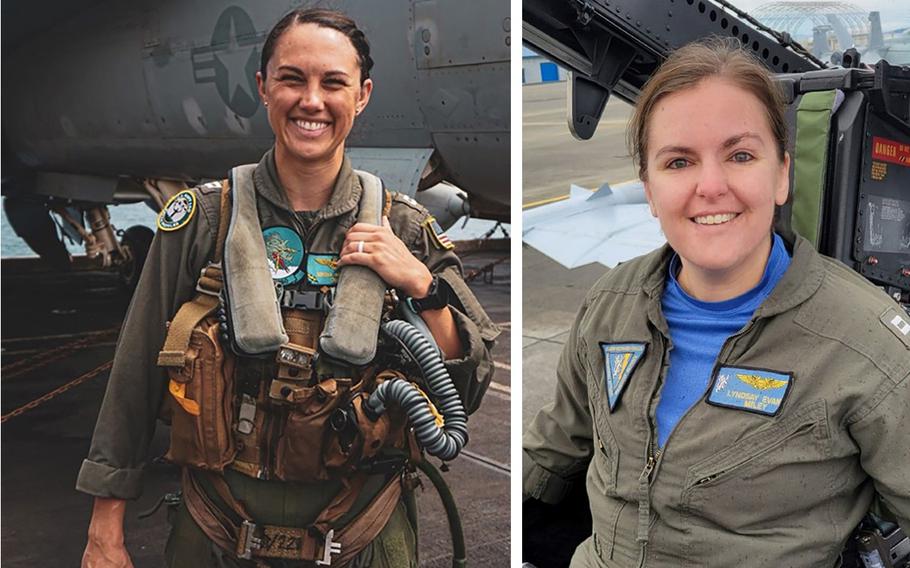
[
  {"left": 354, "top": 170, "right": 386, "bottom": 223},
  {"left": 222, "top": 164, "right": 288, "bottom": 355}
]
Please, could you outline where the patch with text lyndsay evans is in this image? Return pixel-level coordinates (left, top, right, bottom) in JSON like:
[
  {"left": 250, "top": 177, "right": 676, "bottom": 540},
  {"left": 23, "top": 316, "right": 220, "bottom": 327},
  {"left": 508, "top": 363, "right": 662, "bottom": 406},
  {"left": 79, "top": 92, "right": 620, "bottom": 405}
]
[{"left": 707, "top": 366, "right": 793, "bottom": 416}]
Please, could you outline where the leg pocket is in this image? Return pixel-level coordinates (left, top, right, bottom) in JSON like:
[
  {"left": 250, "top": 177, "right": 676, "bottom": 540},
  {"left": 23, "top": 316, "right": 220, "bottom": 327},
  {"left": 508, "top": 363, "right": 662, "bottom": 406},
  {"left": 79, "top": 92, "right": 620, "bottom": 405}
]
[
  {"left": 165, "top": 501, "right": 223, "bottom": 568},
  {"left": 370, "top": 502, "right": 417, "bottom": 568}
]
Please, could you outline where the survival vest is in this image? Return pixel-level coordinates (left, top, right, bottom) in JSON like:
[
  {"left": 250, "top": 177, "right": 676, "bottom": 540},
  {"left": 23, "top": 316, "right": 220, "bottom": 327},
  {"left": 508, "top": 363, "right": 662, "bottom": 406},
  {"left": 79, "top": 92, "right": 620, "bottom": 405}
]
[{"left": 156, "top": 169, "right": 414, "bottom": 565}]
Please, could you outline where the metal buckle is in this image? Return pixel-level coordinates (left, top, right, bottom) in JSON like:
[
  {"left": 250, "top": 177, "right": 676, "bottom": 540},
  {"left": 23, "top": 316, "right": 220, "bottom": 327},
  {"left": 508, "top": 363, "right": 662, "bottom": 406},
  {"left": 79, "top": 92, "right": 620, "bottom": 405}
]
[
  {"left": 276, "top": 343, "right": 316, "bottom": 370},
  {"left": 237, "top": 394, "right": 256, "bottom": 435},
  {"left": 237, "top": 520, "right": 262, "bottom": 560},
  {"left": 196, "top": 263, "right": 221, "bottom": 297},
  {"left": 316, "top": 529, "right": 342, "bottom": 566}
]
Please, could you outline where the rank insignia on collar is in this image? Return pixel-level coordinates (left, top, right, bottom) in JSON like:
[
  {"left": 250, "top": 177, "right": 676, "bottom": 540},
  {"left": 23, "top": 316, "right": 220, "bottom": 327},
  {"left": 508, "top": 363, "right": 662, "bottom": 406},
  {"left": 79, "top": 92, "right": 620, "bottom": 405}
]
[
  {"left": 423, "top": 216, "right": 455, "bottom": 251},
  {"left": 157, "top": 190, "right": 197, "bottom": 231},
  {"left": 881, "top": 308, "right": 910, "bottom": 348},
  {"left": 307, "top": 253, "right": 339, "bottom": 286},
  {"left": 263, "top": 226, "right": 305, "bottom": 285},
  {"left": 707, "top": 366, "right": 793, "bottom": 416},
  {"left": 600, "top": 342, "right": 646, "bottom": 412}
]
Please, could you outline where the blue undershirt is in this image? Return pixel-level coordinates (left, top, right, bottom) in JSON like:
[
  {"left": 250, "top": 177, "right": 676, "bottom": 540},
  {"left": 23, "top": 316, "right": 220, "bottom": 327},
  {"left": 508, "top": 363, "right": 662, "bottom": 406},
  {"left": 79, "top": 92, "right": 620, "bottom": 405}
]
[{"left": 655, "top": 233, "right": 791, "bottom": 449}]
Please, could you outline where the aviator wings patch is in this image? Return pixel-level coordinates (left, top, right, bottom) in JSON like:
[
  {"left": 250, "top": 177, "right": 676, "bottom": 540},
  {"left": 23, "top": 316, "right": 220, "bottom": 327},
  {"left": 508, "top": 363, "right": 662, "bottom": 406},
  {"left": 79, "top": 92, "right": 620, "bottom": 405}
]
[{"left": 708, "top": 366, "right": 793, "bottom": 416}]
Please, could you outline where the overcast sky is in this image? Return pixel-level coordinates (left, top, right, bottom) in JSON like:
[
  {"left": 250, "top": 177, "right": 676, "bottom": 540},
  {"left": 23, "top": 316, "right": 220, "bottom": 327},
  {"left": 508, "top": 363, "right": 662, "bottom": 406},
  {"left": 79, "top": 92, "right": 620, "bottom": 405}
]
[{"left": 732, "top": 0, "right": 906, "bottom": 18}]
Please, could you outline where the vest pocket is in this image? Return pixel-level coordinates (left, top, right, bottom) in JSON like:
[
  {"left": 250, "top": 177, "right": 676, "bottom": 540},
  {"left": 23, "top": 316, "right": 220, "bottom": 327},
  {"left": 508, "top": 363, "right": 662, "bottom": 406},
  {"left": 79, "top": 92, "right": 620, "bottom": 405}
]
[
  {"left": 165, "top": 317, "right": 238, "bottom": 470},
  {"left": 274, "top": 378, "right": 353, "bottom": 481}
]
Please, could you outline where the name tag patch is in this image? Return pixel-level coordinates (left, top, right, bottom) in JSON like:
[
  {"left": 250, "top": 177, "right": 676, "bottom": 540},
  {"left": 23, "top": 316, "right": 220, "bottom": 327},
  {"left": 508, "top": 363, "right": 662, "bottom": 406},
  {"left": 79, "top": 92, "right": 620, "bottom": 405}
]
[
  {"left": 306, "top": 253, "right": 339, "bottom": 286},
  {"left": 707, "top": 366, "right": 793, "bottom": 416},
  {"left": 600, "top": 342, "right": 646, "bottom": 412}
]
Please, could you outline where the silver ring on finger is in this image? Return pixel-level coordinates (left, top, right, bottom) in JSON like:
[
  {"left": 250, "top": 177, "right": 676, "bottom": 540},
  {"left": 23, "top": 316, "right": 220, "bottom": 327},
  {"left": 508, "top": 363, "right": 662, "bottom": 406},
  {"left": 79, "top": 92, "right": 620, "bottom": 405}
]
[{"left": 357, "top": 240, "right": 365, "bottom": 254}]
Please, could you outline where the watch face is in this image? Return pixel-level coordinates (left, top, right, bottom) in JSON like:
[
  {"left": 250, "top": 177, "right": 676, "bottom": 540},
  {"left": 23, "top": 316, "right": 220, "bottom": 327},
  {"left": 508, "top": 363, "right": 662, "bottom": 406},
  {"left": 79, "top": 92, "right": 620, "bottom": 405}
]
[
  {"left": 414, "top": 277, "right": 448, "bottom": 311},
  {"left": 425, "top": 276, "right": 439, "bottom": 298}
]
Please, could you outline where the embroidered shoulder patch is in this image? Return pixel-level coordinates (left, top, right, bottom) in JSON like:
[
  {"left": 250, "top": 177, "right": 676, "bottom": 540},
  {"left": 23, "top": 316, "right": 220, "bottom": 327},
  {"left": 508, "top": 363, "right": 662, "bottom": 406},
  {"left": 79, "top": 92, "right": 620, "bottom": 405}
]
[
  {"left": 263, "top": 226, "right": 305, "bottom": 285},
  {"left": 423, "top": 216, "right": 454, "bottom": 250},
  {"left": 707, "top": 366, "right": 793, "bottom": 416},
  {"left": 307, "top": 253, "right": 339, "bottom": 286},
  {"left": 880, "top": 308, "right": 910, "bottom": 348},
  {"left": 157, "top": 190, "right": 197, "bottom": 231},
  {"left": 600, "top": 342, "right": 646, "bottom": 412}
]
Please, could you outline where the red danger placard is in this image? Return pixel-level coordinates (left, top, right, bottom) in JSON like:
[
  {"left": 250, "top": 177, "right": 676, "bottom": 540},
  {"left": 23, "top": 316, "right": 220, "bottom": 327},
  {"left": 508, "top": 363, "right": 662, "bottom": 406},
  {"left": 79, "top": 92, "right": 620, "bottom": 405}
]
[{"left": 871, "top": 136, "right": 910, "bottom": 166}]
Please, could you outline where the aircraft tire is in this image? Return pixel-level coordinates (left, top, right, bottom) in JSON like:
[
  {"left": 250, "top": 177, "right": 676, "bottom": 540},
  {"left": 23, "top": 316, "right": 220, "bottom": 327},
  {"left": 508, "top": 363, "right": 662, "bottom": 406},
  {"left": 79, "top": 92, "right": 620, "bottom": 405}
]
[{"left": 119, "top": 225, "right": 154, "bottom": 291}]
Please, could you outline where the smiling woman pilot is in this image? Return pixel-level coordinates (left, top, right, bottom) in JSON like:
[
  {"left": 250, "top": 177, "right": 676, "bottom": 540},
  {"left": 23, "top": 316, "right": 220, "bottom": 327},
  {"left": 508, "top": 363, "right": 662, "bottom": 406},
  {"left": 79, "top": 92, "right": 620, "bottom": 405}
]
[
  {"left": 78, "top": 8, "right": 497, "bottom": 568},
  {"left": 523, "top": 37, "right": 910, "bottom": 568}
]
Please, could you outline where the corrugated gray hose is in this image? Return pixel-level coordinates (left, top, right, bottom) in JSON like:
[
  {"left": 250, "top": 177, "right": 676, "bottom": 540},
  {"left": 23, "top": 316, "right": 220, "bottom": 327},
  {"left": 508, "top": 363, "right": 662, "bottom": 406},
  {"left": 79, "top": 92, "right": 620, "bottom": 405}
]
[{"left": 365, "top": 319, "right": 468, "bottom": 461}]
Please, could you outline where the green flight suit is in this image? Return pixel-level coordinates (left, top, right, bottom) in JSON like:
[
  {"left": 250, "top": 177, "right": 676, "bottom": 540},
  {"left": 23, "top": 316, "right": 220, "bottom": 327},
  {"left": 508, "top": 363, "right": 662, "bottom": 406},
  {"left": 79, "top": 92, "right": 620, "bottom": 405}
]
[
  {"left": 524, "top": 234, "right": 910, "bottom": 567},
  {"left": 77, "top": 149, "right": 499, "bottom": 566}
]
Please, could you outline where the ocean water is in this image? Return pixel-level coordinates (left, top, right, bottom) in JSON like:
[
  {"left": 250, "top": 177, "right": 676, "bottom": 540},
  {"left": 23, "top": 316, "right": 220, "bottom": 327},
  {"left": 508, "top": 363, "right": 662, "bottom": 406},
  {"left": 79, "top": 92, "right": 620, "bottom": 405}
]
[
  {"left": 1, "top": 202, "right": 158, "bottom": 258},
  {"left": 0, "top": 201, "right": 507, "bottom": 258}
]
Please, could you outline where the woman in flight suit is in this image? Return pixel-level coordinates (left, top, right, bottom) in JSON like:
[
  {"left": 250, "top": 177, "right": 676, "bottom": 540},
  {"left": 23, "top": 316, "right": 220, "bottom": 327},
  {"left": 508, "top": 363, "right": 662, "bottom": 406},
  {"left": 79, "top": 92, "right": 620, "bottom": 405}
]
[
  {"left": 524, "top": 38, "right": 909, "bottom": 567},
  {"left": 79, "top": 9, "right": 497, "bottom": 568}
]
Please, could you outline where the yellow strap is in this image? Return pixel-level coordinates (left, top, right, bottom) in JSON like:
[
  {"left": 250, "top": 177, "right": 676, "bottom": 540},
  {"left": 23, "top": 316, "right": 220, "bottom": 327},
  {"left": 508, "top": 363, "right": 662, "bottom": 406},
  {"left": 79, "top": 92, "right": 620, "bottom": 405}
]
[
  {"left": 411, "top": 383, "right": 445, "bottom": 428},
  {"left": 169, "top": 380, "right": 201, "bottom": 415},
  {"left": 383, "top": 188, "right": 392, "bottom": 218}
]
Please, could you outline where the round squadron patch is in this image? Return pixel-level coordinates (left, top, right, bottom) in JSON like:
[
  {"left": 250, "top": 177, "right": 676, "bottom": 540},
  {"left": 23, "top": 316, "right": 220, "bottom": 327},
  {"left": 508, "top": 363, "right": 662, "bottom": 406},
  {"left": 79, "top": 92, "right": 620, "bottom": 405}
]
[
  {"left": 263, "top": 226, "right": 305, "bottom": 285},
  {"left": 157, "top": 190, "right": 197, "bottom": 231}
]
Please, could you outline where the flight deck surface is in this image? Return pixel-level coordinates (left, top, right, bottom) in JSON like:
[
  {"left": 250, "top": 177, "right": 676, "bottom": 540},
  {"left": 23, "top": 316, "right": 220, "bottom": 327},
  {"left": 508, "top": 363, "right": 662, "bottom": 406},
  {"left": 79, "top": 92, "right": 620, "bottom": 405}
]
[
  {"left": 1, "top": 247, "right": 510, "bottom": 567},
  {"left": 522, "top": 81, "right": 637, "bottom": 431}
]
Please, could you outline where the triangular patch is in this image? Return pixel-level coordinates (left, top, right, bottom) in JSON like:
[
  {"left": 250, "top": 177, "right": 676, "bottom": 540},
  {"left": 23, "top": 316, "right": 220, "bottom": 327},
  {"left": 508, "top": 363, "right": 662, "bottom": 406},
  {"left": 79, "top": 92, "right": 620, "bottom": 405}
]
[{"left": 600, "top": 342, "right": 646, "bottom": 411}]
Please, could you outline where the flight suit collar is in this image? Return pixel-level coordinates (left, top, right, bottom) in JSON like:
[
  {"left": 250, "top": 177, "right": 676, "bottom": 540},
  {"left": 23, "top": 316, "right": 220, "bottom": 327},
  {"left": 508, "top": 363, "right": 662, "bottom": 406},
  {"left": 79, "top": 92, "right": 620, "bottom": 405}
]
[
  {"left": 640, "top": 244, "right": 674, "bottom": 337},
  {"left": 638, "top": 233, "right": 825, "bottom": 329},
  {"left": 754, "top": 233, "right": 825, "bottom": 317},
  {"left": 253, "top": 148, "right": 362, "bottom": 221}
]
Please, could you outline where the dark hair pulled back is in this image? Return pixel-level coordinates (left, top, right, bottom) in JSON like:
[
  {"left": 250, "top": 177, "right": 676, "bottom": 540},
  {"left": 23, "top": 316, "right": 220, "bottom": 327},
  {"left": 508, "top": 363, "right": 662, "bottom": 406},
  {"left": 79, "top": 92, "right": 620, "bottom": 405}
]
[{"left": 260, "top": 8, "right": 373, "bottom": 84}]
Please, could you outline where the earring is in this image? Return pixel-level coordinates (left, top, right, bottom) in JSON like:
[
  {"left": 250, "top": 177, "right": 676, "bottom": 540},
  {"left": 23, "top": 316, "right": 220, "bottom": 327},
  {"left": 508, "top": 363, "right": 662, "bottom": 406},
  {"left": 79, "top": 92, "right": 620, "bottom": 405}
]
[{"left": 264, "top": 101, "right": 269, "bottom": 107}]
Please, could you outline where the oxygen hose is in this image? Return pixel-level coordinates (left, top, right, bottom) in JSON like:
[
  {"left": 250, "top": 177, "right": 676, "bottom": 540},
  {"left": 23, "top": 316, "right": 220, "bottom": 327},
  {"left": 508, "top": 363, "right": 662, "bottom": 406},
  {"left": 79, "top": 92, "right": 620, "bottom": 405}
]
[
  {"left": 365, "top": 319, "right": 468, "bottom": 461},
  {"left": 415, "top": 459, "right": 467, "bottom": 568}
]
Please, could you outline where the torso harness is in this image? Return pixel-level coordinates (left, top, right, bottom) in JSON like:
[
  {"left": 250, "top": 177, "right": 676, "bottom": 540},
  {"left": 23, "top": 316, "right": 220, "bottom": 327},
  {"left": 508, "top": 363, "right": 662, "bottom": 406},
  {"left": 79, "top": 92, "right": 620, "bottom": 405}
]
[{"left": 156, "top": 166, "right": 468, "bottom": 566}]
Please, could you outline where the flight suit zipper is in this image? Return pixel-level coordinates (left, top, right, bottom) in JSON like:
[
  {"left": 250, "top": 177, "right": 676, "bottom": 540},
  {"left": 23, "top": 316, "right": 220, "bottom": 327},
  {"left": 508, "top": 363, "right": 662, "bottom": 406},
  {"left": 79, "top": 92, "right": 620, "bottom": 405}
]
[
  {"left": 635, "top": 333, "right": 668, "bottom": 568},
  {"left": 635, "top": 319, "right": 756, "bottom": 567}
]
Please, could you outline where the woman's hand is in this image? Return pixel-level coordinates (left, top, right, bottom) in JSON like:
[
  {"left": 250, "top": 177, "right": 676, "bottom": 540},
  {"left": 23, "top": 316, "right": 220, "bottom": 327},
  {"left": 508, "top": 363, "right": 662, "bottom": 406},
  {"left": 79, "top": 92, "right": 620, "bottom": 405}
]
[
  {"left": 339, "top": 217, "right": 463, "bottom": 359},
  {"left": 82, "top": 498, "right": 134, "bottom": 568},
  {"left": 338, "top": 217, "right": 433, "bottom": 298}
]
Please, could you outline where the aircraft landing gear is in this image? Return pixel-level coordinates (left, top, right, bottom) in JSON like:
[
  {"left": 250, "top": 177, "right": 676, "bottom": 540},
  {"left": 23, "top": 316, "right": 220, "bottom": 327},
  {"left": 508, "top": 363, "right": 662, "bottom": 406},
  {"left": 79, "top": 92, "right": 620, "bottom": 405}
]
[{"left": 52, "top": 204, "right": 154, "bottom": 290}]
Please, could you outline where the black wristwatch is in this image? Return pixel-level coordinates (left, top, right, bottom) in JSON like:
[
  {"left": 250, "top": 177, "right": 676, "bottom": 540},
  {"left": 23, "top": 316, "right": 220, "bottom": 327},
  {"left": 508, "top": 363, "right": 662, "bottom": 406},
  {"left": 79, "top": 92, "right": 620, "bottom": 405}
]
[{"left": 405, "top": 276, "right": 450, "bottom": 313}]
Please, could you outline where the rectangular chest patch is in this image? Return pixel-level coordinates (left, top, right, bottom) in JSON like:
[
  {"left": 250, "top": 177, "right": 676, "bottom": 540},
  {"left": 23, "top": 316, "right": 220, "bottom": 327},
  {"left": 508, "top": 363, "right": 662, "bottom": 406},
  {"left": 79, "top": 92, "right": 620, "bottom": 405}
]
[
  {"left": 600, "top": 342, "right": 646, "bottom": 412},
  {"left": 306, "top": 253, "right": 339, "bottom": 286},
  {"left": 707, "top": 366, "right": 793, "bottom": 416}
]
